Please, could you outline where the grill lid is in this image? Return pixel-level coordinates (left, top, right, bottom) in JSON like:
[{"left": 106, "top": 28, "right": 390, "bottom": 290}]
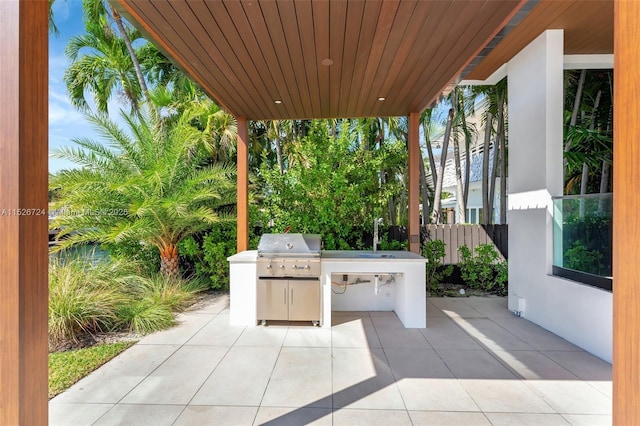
[{"left": 257, "top": 233, "right": 321, "bottom": 257}]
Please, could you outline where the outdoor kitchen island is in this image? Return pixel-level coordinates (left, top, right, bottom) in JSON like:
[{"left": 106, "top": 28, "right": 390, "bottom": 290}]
[{"left": 228, "top": 247, "right": 427, "bottom": 329}]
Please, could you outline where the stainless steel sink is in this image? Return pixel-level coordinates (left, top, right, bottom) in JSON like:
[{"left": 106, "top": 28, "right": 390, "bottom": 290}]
[{"left": 358, "top": 253, "right": 396, "bottom": 258}]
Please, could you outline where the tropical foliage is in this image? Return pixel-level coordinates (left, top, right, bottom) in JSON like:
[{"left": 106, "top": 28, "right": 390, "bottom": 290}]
[
  {"left": 563, "top": 69, "right": 613, "bottom": 195},
  {"left": 257, "top": 119, "right": 406, "bottom": 249},
  {"left": 458, "top": 244, "right": 508, "bottom": 295},
  {"left": 49, "top": 110, "right": 236, "bottom": 276},
  {"left": 49, "top": 256, "right": 207, "bottom": 347}
]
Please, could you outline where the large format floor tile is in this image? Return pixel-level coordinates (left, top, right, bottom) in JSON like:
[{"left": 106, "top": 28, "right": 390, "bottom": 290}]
[
  {"left": 525, "top": 380, "right": 612, "bottom": 415},
  {"left": 191, "top": 346, "right": 280, "bottom": 406},
  {"left": 261, "top": 347, "right": 333, "bottom": 408},
  {"left": 53, "top": 344, "right": 180, "bottom": 404},
  {"left": 331, "top": 316, "right": 381, "bottom": 348},
  {"left": 419, "top": 317, "right": 482, "bottom": 350},
  {"left": 437, "top": 348, "right": 517, "bottom": 379},
  {"left": 461, "top": 379, "right": 555, "bottom": 413},
  {"left": 490, "top": 350, "right": 579, "bottom": 380},
  {"left": 138, "top": 312, "right": 214, "bottom": 345},
  {"left": 121, "top": 346, "right": 228, "bottom": 405},
  {"left": 92, "top": 404, "right": 185, "bottom": 426},
  {"left": 331, "top": 348, "right": 405, "bottom": 409},
  {"left": 333, "top": 408, "right": 413, "bottom": 426},
  {"left": 48, "top": 402, "right": 114, "bottom": 426},
  {"left": 186, "top": 314, "right": 246, "bottom": 346},
  {"left": 173, "top": 405, "right": 258, "bottom": 426},
  {"left": 484, "top": 412, "right": 571, "bottom": 426},
  {"left": 408, "top": 410, "right": 491, "bottom": 426},
  {"left": 253, "top": 407, "right": 332, "bottom": 426},
  {"left": 50, "top": 296, "right": 612, "bottom": 426}
]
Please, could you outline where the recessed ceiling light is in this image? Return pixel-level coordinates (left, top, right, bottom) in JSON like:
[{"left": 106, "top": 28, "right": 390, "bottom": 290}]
[
  {"left": 377, "top": 97, "right": 386, "bottom": 101},
  {"left": 274, "top": 100, "right": 282, "bottom": 104},
  {"left": 321, "top": 58, "right": 334, "bottom": 66}
]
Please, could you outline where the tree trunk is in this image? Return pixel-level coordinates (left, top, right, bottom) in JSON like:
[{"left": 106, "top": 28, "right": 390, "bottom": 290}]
[
  {"left": 488, "top": 121, "right": 500, "bottom": 224},
  {"left": 110, "top": 6, "right": 152, "bottom": 110},
  {"left": 564, "top": 69, "right": 587, "bottom": 179},
  {"left": 159, "top": 243, "right": 179, "bottom": 277},
  {"left": 598, "top": 157, "right": 611, "bottom": 214},
  {"left": 498, "top": 94, "right": 507, "bottom": 224},
  {"left": 580, "top": 89, "right": 603, "bottom": 196},
  {"left": 453, "top": 132, "right": 466, "bottom": 223},
  {"left": 460, "top": 103, "right": 471, "bottom": 213},
  {"left": 424, "top": 121, "right": 438, "bottom": 189},
  {"left": 482, "top": 112, "right": 493, "bottom": 224},
  {"left": 274, "top": 131, "right": 284, "bottom": 174},
  {"left": 431, "top": 108, "right": 454, "bottom": 224},
  {"left": 419, "top": 155, "right": 430, "bottom": 225}
]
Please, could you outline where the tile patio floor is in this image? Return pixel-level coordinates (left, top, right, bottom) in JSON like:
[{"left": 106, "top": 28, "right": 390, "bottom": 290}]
[{"left": 49, "top": 296, "right": 612, "bottom": 426}]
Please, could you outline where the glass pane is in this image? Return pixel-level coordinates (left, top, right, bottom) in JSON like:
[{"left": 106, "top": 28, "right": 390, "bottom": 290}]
[{"left": 552, "top": 194, "right": 612, "bottom": 278}]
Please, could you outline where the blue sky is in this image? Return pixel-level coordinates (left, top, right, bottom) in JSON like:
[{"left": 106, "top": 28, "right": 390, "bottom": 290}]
[
  {"left": 49, "top": 0, "right": 128, "bottom": 173},
  {"left": 48, "top": 1, "right": 449, "bottom": 173}
]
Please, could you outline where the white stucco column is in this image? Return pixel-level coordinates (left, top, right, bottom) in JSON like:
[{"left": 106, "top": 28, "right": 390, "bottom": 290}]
[
  {"left": 507, "top": 30, "right": 612, "bottom": 362},
  {"left": 508, "top": 29, "right": 564, "bottom": 287}
]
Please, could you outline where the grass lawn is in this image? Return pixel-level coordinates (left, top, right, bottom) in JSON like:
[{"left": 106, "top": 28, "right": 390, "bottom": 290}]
[{"left": 49, "top": 341, "right": 136, "bottom": 399}]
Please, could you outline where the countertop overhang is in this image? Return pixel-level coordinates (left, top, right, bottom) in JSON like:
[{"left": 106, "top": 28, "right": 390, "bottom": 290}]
[{"left": 228, "top": 250, "right": 426, "bottom": 263}]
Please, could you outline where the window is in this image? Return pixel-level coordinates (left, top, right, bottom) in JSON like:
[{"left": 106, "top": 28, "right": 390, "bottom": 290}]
[{"left": 464, "top": 207, "right": 484, "bottom": 224}]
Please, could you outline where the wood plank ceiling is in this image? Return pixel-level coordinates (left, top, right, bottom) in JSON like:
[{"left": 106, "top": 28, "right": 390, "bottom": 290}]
[
  {"left": 467, "top": 0, "right": 613, "bottom": 80},
  {"left": 113, "top": 0, "right": 524, "bottom": 120}
]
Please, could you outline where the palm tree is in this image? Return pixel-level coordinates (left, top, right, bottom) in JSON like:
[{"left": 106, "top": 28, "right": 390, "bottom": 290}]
[
  {"left": 472, "top": 78, "right": 508, "bottom": 224},
  {"left": 431, "top": 108, "right": 454, "bottom": 224},
  {"left": 64, "top": 16, "right": 146, "bottom": 113},
  {"left": 50, "top": 109, "right": 236, "bottom": 276},
  {"left": 82, "top": 0, "right": 153, "bottom": 107}
]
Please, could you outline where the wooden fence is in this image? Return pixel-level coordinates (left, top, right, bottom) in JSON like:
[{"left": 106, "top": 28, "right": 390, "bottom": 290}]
[{"left": 421, "top": 224, "right": 508, "bottom": 264}]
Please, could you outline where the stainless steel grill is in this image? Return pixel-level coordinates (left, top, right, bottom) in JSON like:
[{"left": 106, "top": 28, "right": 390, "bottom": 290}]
[
  {"left": 256, "top": 233, "right": 321, "bottom": 278},
  {"left": 256, "top": 234, "right": 322, "bottom": 326}
]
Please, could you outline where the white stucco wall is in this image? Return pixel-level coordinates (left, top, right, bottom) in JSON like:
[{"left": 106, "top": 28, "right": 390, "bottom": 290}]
[{"left": 507, "top": 30, "right": 612, "bottom": 362}]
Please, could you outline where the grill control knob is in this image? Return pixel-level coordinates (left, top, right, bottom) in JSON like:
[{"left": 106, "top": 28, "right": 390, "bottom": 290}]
[
  {"left": 266, "top": 264, "right": 273, "bottom": 270},
  {"left": 304, "top": 264, "right": 311, "bottom": 270},
  {"left": 293, "top": 265, "right": 298, "bottom": 270},
  {"left": 279, "top": 264, "right": 286, "bottom": 270}
]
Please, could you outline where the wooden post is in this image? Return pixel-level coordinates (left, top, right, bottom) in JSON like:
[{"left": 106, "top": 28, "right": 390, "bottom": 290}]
[
  {"left": 237, "top": 116, "right": 249, "bottom": 252},
  {"left": 408, "top": 112, "right": 420, "bottom": 253},
  {"left": 613, "top": 1, "right": 640, "bottom": 423},
  {"left": 0, "top": 0, "right": 49, "bottom": 424}
]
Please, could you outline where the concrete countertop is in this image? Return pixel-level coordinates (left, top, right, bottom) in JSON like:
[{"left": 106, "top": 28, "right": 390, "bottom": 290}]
[
  {"left": 321, "top": 250, "right": 426, "bottom": 262},
  {"left": 228, "top": 249, "right": 426, "bottom": 262},
  {"left": 227, "top": 250, "right": 258, "bottom": 262}
]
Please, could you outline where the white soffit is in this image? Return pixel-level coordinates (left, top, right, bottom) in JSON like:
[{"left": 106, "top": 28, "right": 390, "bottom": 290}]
[{"left": 563, "top": 54, "right": 614, "bottom": 70}]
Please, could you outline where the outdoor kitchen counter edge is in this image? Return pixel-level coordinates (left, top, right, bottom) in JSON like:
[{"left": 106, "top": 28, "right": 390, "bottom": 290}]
[
  {"left": 227, "top": 250, "right": 258, "bottom": 262},
  {"left": 227, "top": 250, "right": 426, "bottom": 262},
  {"left": 321, "top": 250, "right": 426, "bottom": 261}
]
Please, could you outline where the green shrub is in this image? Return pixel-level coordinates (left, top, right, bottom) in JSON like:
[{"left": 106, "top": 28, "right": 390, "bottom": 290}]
[
  {"left": 563, "top": 240, "right": 605, "bottom": 275},
  {"left": 116, "top": 274, "right": 206, "bottom": 334},
  {"left": 421, "top": 239, "right": 453, "bottom": 293},
  {"left": 116, "top": 300, "right": 175, "bottom": 334},
  {"left": 104, "top": 240, "right": 160, "bottom": 276},
  {"left": 458, "top": 244, "right": 508, "bottom": 295},
  {"left": 49, "top": 255, "right": 208, "bottom": 343},
  {"left": 179, "top": 223, "right": 238, "bottom": 290},
  {"left": 379, "top": 234, "right": 407, "bottom": 251},
  {"left": 48, "top": 257, "right": 129, "bottom": 345}
]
